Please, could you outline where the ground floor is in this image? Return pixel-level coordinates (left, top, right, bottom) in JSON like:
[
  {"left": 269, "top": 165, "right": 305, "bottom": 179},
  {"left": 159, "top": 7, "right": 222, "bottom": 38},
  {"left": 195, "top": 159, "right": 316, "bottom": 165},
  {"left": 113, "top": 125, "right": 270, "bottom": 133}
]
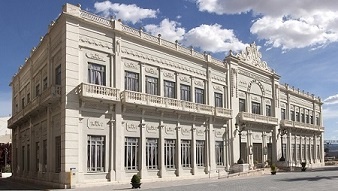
[{"left": 10, "top": 102, "right": 324, "bottom": 188}]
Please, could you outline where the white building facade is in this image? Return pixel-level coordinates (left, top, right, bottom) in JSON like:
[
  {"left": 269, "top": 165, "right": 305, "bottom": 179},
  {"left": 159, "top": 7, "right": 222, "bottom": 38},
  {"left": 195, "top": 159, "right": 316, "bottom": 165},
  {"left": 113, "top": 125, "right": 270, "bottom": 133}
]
[{"left": 8, "top": 4, "right": 324, "bottom": 188}]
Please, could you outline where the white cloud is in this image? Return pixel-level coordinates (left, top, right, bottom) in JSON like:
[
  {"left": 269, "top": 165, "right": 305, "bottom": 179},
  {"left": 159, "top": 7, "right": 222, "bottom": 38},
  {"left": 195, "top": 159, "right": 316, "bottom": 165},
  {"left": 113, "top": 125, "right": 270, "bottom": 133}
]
[
  {"left": 323, "top": 105, "right": 338, "bottom": 119},
  {"left": 182, "top": 24, "right": 248, "bottom": 53},
  {"left": 94, "top": 1, "right": 158, "bottom": 24},
  {"left": 324, "top": 94, "right": 338, "bottom": 105},
  {"left": 195, "top": 0, "right": 338, "bottom": 50},
  {"left": 144, "top": 19, "right": 185, "bottom": 42}
]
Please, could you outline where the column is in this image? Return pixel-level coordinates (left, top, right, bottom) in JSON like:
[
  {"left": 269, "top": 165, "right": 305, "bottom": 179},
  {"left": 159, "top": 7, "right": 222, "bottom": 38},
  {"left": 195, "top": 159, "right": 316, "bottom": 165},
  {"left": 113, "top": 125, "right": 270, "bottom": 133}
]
[
  {"left": 208, "top": 118, "right": 216, "bottom": 173},
  {"left": 262, "top": 132, "right": 267, "bottom": 164},
  {"left": 247, "top": 130, "right": 252, "bottom": 166},
  {"left": 114, "top": 104, "right": 124, "bottom": 181},
  {"left": 320, "top": 133, "right": 324, "bottom": 163},
  {"left": 300, "top": 136, "right": 303, "bottom": 162},
  {"left": 159, "top": 124, "right": 165, "bottom": 178},
  {"left": 109, "top": 118, "right": 115, "bottom": 181},
  {"left": 314, "top": 134, "right": 317, "bottom": 163},
  {"left": 224, "top": 124, "right": 230, "bottom": 171},
  {"left": 191, "top": 125, "right": 197, "bottom": 175},
  {"left": 176, "top": 126, "right": 182, "bottom": 176},
  {"left": 176, "top": 73, "right": 181, "bottom": 100},
  {"left": 287, "top": 131, "right": 291, "bottom": 166},
  {"left": 139, "top": 122, "right": 147, "bottom": 178}
]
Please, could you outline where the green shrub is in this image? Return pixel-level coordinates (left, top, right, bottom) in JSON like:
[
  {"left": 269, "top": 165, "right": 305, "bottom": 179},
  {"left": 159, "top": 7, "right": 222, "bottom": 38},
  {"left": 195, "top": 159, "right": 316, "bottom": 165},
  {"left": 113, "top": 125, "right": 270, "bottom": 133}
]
[
  {"left": 131, "top": 174, "right": 141, "bottom": 184},
  {"left": 270, "top": 164, "right": 276, "bottom": 172}
]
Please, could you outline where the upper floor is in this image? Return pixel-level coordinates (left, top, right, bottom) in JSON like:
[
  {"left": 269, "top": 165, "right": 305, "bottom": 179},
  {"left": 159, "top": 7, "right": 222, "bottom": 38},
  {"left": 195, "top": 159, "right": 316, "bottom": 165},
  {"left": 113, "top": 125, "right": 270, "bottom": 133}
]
[{"left": 8, "top": 3, "right": 323, "bottom": 131}]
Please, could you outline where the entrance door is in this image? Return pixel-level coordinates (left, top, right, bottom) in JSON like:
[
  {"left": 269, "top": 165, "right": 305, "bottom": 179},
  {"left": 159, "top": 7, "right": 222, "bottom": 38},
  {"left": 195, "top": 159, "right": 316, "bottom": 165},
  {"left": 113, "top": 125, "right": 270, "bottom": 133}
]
[
  {"left": 253, "top": 143, "right": 262, "bottom": 163},
  {"left": 240, "top": 143, "right": 247, "bottom": 163},
  {"left": 267, "top": 143, "right": 272, "bottom": 164}
]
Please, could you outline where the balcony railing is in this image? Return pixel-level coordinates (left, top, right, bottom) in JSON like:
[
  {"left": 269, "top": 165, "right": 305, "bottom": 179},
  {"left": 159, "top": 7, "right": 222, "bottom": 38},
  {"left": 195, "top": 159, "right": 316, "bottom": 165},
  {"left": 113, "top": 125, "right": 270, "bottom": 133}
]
[
  {"left": 280, "top": 120, "right": 324, "bottom": 131},
  {"left": 121, "top": 90, "right": 219, "bottom": 116},
  {"left": 215, "top": 107, "right": 232, "bottom": 118},
  {"left": 77, "top": 83, "right": 119, "bottom": 102},
  {"left": 238, "top": 112, "right": 278, "bottom": 125},
  {"left": 8, "top": 85, "right": 61, "bottom": 127}
]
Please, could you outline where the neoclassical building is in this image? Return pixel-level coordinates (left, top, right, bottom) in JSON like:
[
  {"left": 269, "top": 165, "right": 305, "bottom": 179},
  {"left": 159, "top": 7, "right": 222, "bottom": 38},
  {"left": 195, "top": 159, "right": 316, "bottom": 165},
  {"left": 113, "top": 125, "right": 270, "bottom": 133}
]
[{"left": 8, "top": 3, "right": 324, "bottom": 188}]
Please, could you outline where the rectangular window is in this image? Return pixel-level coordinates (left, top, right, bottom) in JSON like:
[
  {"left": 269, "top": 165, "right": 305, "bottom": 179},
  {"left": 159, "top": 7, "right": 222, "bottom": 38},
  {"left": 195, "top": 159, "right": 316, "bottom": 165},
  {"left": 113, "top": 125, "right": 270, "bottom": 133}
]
[
  {"left": 87, "top": 135, "right": 105, "bottom": 172},
  {"left": 306, "top": 114, "right": 309, "bottom": 123},
  {"left": 36, "top": 142, "right": 40, "bottom": 172},
  {"left": 125, "top": 72, "right": 139, "bottom": 91},
  {"left": 292, "top": 144, "right": 296, "bottom": 162},
  {"left": 239, "top": 99, "right": 246, "bottom": 112},
  {"left": 88, "top": 63, "right": 106, "bottom": 86},
  {"left": 22, "top": 146, "right": 25, "bottom": 171},
  {"left": 281, "top": 108, "right": 286, "bottom": 120},
  {"left": 164, "top": 139, "right": 175, "bottom": 169},
  {"left": 291, "top": 110, "right": 295, "bottom": 121},
  {"left": 297, "top": 144, "right": 301, "bottom": 160},
  {"left": 316, "top": 117, "right": 320, "bottom": 126},
  {"left": 266, "top": 105, "right": 271, "bottom": 116},
  {"left": 195, "top": 88, "right": 204, "bottom": 104},
  {"left": 180, "top": 84, "right": 191, "bottom": 101},
  {"left": 27, "top": 93, "right": 30, "bottom": 104},
  {"left": 55, "top": 136, "right": 61, "bottom": 173},
  {"left": 214, "top": 93, "right": 223, "bottom": 107},
  {"left": 311, "top": 145, "right": 315, "bottom": 160},
  {"left": 35, "top": 84, "right": 40, "bottom": 97},
  {"left": 55, "top": 65, "right": 61, "bottom": 85},
  {"left": 317, "top": 145, "right": 320, "bottom": 159},
  {"left": 21, "top": 97, "right": 25, "bottom": 109},
  {"left": 146, "top": 138, "right": 158, "bottom": 170},
  {"left": 302, "top": 144, "right": 305, "bottom": 160},
  {"left": 310, "top": 116, "right": 313, "bottom": 124},
  {"left": 124, "top": 137, "right": 138, "bottom": 170},
  {"left": 43, "top": 77, "right": 48, "bottom": 90},
  {"left": 164, "top": 81, "right": 175, "bottom": 98},
  {"left": 145, "top": 76, "right": 158, "bottom": 95},
  {"left": 196, "top": 140, "right": 205, "bottom": 167},
  {"left": 181, "top": 140, "right": 191, "bottom": 168},
  {"left": 27, "top": 144, "right": 30, "bottom": 171},
  {"left": 296, "top": 112, "right": 300, "bottom": 122},
  {"left": 215, "top": 141, "right": 224, "bottom": 166},
  {"left": 43, "top": 140, "right": 47, "bottom": 172},
  {"left": 301, "top": 113, "right": 305, "bottom": 123},
  {"left": 252, "top": 102, "right": 260, "bottom": 114},
  {"left": 282, "top": 143, "right": 286, "bottom": 159}
]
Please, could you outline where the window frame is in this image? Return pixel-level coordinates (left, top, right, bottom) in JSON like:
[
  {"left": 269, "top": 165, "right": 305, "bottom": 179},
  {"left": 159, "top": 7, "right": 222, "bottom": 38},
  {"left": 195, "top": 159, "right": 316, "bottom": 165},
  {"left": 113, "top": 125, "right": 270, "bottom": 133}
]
[
  {"left": 125, "top": 71, "right": 139, "bottom": 92},
  {"left": 180, "top": 84, "right": 191, "bottom": 101},
  {"left": 164, "top": 139, "right": 176, "bottom": 169},
  {"left": 88, "top": 63, "right": 106, "bottom": 86},
  {"left": 214, "top": 92, "right": 223, "bottom": 107},
  {"left": 164, "top": 80, "right": 176, "bottom": 98},
  {"left": 146, "top": 138, "right": 158, "bottom": 170},
  {"left": 239, "top": 98, "right": 246, "bottom": 112},
  {"left": 251, "top": 102, "right": 261, "bottom": 114},
  {"left": 145, "top": 76, "right": 158, "bottom": 95},
  {"left": 181, "top": 140, "right": 191, "bottom": 168},
  {"left": 195, "top": 88, "right": 204, "bottom": 104},
  {"left": 124, "top": 137, "right": 139, "bottom": 171},
  {"left": 87, "top": 135, "right": 106, "bottom": 172}
]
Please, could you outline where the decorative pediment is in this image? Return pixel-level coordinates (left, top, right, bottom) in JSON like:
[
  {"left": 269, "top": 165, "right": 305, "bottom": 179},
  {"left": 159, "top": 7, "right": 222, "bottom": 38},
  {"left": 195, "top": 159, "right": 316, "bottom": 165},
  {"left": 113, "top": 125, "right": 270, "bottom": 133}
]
[{"left": 236, "top": 43, "right": 272, "bottom": 72}]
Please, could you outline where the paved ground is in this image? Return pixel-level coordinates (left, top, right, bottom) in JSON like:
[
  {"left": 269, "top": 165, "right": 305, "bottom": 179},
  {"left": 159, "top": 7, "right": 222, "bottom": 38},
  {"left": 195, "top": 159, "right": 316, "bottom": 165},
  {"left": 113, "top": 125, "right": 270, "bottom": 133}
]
[{"left": 1, "top": 166, "right": 338, "bottom": 190}]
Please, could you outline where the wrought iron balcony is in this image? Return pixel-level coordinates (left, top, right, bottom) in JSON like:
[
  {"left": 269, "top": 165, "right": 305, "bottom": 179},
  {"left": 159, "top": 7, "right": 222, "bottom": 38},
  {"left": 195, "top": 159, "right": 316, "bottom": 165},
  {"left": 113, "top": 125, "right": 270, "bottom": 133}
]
[
  {"left": 77, "top": 83, "right": 120, "bottom": 102},
  {"left": 120, "top": 90, "right": 219, "bottom": 116},
  {"left": 238, "top": 112, "right": 278, "bottom": 126}
]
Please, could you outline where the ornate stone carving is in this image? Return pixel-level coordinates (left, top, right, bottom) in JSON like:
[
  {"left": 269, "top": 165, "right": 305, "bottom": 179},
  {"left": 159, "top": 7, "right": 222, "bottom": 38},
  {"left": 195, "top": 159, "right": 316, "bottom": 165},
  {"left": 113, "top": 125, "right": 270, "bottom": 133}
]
[
  {"left": 165, "top": 126, "right": 175, "bottom": 134},
  {"left": 85, "top": 53, "right": 105, "bottom": 62},
  {"left": 179, "top": 75, "right": 190, "bottom": 83},
  {"left": 121, "top": 48, "right": 206, "bottom": 77},
  {"left": 124, "top": 62, "right": 138, "bottom": 70},
  {"left": 238, "top": 69, "right": 271, "bottom": 84},
  {"left": 126, "top": 123, "right": 138, "bottom": 132},
  {"left": 247, "top": 79, "right": 265, "bottom": 96},
  {"left": 145, "top": 66, "right": 158, "bottom": 75},
  {"left": 215, "top": 129, "right": 223, "bottom": 138},
  {"left": 236, "top": 43, "right": 272, "bottom": 72},
  {"left": 163, "top": 71, "right": 175, "bottom": 79},
  {"left": 213, "top": 85, "right": 223, "bottom": 92},
  {"left": 181, "top": 127, "right": 190, "bottom": 135},
  {"left": 79, "top": 36, "right": 113, "bottom": 50},
  {"left": 146, "top": 125, "right": 157, "bottom": 133},
  {"left": 87, "top": 118, "right": 105, "bottom": 130},
  {"left": 194, "top": 80, "right": 204, "bottom": 87},
  {"left": 196, "top": 128, "right": 205, "bottom": 136}
]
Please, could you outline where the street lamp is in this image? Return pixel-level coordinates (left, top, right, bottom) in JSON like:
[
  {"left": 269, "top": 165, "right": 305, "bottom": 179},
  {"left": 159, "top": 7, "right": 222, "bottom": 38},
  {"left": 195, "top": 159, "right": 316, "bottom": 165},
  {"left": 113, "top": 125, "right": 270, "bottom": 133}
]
[
  {"left": 278, "top": 128, "right": 287, "bottom": 161},
  {"left": 235, "top": 123, "right": 246, "bottom": 164}
]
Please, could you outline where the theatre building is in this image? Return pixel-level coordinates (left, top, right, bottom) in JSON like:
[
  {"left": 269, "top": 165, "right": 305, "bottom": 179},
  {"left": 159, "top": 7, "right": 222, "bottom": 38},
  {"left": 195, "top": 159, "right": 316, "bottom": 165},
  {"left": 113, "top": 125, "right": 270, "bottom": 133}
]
[{"left": 7, "top": 3, "right": 325, "bottom": 188}]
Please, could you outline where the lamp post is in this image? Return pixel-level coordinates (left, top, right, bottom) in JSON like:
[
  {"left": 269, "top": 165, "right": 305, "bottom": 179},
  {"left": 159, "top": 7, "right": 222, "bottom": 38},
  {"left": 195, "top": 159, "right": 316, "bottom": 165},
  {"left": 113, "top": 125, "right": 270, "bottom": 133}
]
[
  {"left": 235, "top": 123, "right": 246, "bottom": 164},
  {"left": 279, "top": 128, "right": 287, "bottom": 161}
]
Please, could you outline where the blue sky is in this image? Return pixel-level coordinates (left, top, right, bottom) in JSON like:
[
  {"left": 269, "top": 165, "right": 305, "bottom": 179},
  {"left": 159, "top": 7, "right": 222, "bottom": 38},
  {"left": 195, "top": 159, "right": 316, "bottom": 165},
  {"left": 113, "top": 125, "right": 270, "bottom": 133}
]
[{"left": 0, "top": 0, "right": 337, "bottom": 139}]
